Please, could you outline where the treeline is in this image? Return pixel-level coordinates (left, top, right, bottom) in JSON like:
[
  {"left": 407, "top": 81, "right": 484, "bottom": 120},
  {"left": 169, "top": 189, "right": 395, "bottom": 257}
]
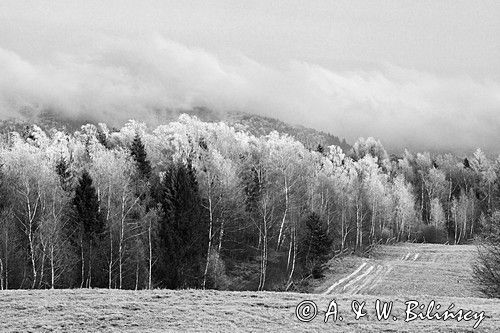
[{"left": 0, "top": 114, "right": 498, "bottom": 291}]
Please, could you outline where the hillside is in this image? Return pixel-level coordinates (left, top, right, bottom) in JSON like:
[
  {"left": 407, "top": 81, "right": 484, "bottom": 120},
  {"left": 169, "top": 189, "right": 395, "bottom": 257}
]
[{"left": 0, "top": 106, "right": 351, "bottom": 152}]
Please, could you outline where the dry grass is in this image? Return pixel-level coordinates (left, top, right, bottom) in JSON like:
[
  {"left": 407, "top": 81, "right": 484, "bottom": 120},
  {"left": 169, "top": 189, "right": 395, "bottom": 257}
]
[
  {"left": 316, "top": 243, "right": 479, "bottom": 297},
  {"left": 0, "top": 289, "right": 499, "bottom": 332},
  {"left": 0, "top": 243, "right": 498, "bottom": 332}
]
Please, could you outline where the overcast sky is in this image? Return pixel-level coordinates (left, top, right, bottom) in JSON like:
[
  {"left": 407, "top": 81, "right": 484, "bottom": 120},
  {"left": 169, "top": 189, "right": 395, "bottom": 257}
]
[{"left": 0, "top": 0, "right": 499, "bottom": 153}]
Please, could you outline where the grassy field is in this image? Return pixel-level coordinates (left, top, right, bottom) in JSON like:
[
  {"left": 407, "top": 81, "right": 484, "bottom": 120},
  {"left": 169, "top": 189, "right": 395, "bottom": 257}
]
[
  {"left": 316, "top": 243, "right": 479, "bottom": 297},
  {"left": 1, "top": 243, "right": 499, "bottom": 332}
]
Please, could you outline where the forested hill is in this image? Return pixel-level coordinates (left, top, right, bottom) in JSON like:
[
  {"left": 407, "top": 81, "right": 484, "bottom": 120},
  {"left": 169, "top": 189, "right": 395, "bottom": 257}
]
[
  {"left": 0, "top": 106, "right": 351, "bottom": 152},
  {"left": 180, "top": 107, "right": 350, "bottom": 152},
  {"left": 0, "top": 109, "right": 497, "bottom": 293}
]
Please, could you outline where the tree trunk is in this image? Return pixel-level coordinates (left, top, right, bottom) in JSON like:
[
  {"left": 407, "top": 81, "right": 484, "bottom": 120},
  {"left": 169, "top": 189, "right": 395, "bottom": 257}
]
[
  {"left": 148, "top": 219, "right": 152, "bottom": 290},
  {"left": 463, "top": 200, "right": 467, "bottom": 241},
  {"left": 258, "top": 212, "right": 268, "bottom": 291},
  {"left": 276, "top": 176, "right": 288, "bottom": 250},
  {"left": 135, "top": 261, "right": 139, "bottom": 290},
  {"left": 356, "top": 200, "right": 362, "bottom": 249},
  {"left": 202, "top": 195, "right": 213, "bottom": 289},
  {"left": 80, "top": 238, "right": 85, "bottom": 288},
  {"left": 420, "top": 176, "right": 425, "bottom": 222},
  {"left": 50, "top": 244, "right": 55, "bottom": 289},
  {"left": 29, "top": 234, "right": 37, "bottom": 289},
  {"left": 119, "top": 195, "right": 126, "bottom": 290},
  {"left": 370, "top": 202, "right": 376, "bottom": 243},
  {"left": 107, "top": 185, "right": 113, "bottom": 289},
  {"left": 108, "top": 234, "right": 113, "bottom": 289},
  {"left": 470, "top": 199, "right": 475, "bottom": 236},
  {"left": 4, "top": 227, "right": 8, "bottom": 290},
  {"left": 217, "top": 219, "right": 224, "bottom": 253},
  {"left": 88, "top": 243, "right": 92, "bottom": 288},
  {"left": 0, "top": 259, "right": 3, "bottom": 290},
  {"left": 286, "top": 221, "right": 297, "bottom": 291},
  {"left": 341, "top": 208, "right": 345, "bottom": 251},
  {"left": 286, "top": 228, "right": 293, "bottom": 271},
  {"left": 39, "top": 245, "right": 46, "bottom": 289}
]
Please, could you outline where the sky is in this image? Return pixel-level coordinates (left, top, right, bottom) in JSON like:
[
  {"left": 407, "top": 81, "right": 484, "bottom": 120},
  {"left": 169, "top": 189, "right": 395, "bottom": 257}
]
[{"left": 0, "top": 0, "right": 499, "bottom": 153}]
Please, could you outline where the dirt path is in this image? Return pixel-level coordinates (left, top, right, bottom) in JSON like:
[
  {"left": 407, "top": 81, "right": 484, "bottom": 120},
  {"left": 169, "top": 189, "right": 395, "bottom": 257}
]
[{"left": 319, "top": 243, "right": 479, "bottom": 297}]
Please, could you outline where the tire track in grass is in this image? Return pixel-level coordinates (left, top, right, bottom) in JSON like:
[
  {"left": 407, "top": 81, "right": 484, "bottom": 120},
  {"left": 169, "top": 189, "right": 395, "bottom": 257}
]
[
  {"left": 350, "top": 264, "right": 384, "bottom": 295},
  {"left": 324, "top": 247, "right": 420, "bottom": 295},
  {"left": 320, "top": 244, "right": 481, "bottom": 297},
  {"left": 367, "top": 265, "right": 393, "bottom": 294},
  {"left": 322, "top": 262, "right": 367, "bottom": 294},
  {"left": 342, "top": 265, "right": 375, "bottom": 293}
]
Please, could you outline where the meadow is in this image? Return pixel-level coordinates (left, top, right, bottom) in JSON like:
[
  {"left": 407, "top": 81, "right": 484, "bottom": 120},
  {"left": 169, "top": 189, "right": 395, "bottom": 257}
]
[{"left": 1, "top": 243, "right": 499, "bottom": 332}]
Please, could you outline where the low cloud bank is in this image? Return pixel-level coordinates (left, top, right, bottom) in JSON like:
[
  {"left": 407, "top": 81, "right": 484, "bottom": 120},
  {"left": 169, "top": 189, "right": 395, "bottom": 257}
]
[{"left": 1, "top": 35, "right": 499, "bottom": 153}]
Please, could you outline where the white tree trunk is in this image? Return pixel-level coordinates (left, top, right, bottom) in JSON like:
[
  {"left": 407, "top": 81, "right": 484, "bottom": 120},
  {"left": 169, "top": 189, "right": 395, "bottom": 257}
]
[
  {"left": 276, "top": 176, "right": 288, "bottom": 250},
  {"left": 148, "top": 219, "right": 152, "bottom": 290},
  {"left": 202, "top": 195, "right": 213, "bottom": 289}
]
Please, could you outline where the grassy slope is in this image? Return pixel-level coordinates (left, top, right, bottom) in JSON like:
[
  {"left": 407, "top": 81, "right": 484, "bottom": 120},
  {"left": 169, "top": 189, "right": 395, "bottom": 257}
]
[
  {"left": 315, "top": 243, "right": 479, "bottom": 297},
  {"left": 0, "top": 289, "right": 499, "bottom": 332},
  {"left": 1, "top": 243, "right": 499, "bottom": 332}
]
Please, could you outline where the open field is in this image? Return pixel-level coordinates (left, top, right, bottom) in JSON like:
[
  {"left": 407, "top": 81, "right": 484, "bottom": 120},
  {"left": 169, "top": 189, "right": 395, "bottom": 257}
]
[
  {"left": 0, "top": 243, "right": 499, "bottom": 332},
  {"left": 316, "top": 243, "right": 479, "bottom": 297},
  {"left": 0, "top": 288, "right": 499, "bottom": 332}
]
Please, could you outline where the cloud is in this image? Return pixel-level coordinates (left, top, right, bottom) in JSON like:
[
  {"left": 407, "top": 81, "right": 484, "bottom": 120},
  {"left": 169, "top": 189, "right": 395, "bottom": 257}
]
[{"left": 0, "top": 35, "right": 499, "bottom": 153}]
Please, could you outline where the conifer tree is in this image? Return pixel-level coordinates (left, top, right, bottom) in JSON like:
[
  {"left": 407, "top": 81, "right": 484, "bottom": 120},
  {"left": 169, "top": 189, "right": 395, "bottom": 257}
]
[
  {"left": 73, "top": 171, "right": 104, "bottom": 236},
  {"left": 55, "top": 157, "right": 72, "bottom": 191},
  {"left": 130, "top": 133, "right": 152, "bottom": 179},
  {"left": 301, "top": 212, "right": 332, "bottom": 278},
  {"left": 72, "top": 170, "right": 105, "bottom": 287},
  {"left": 155, "top": 161, "right": 208, "bottom": 288}
]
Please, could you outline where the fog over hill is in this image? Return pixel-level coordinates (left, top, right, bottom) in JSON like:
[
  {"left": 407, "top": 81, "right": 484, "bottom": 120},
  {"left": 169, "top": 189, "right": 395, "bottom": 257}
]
[
  {"left": 0, "top": 106, "right": 351, "bottom": 152},
  {"left": 0, "top": 30, "right": 499, "bottom": 154}
]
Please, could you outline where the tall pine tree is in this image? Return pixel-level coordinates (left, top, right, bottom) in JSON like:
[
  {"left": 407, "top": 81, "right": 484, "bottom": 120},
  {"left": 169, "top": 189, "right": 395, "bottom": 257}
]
[
  {"left": 71, "top": 170, "right": 105, "bottom": 287},
  {"left": 300, "top": 212, "right": 332, "bottom": 278},
  {"left": 154, "top": 161, "right": 208, "bottom": 289},
  {"left": 130, "top": 133, "right": 152, "bottom": 179}
]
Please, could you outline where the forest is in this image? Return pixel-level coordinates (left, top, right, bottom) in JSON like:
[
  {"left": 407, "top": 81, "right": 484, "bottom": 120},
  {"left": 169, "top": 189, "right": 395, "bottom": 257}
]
[{"left": 0, "top": 114, "right": 498, "bottom": 292}]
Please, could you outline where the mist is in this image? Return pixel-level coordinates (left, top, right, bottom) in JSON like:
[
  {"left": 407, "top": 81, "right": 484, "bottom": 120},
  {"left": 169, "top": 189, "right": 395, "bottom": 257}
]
[{"left": 1, "top": 34, "right": 499, "bottom": 154}]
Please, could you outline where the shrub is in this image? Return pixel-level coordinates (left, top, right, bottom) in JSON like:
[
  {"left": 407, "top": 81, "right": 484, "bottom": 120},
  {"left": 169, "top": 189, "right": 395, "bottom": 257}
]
[
  {"left": 473, "top": 213, "right": 500, "bottom": 298},
  {"left": 417, "top": 225, "right": 447, "bottom": 244},
  {"left": 206, "top": 249, "right": 229, "bottom": 290},
  {"left": 473, "top": 241, "right": 500, "bottom": 298},
  {"left": 380, "top": 228, "right": 392, "bottom": 242}
]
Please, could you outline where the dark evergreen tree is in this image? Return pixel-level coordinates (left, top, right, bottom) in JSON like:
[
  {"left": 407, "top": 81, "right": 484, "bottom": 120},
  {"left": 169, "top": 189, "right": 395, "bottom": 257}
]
[
  {"left": 154, "top": 161, "right": 208, "bottom": 288},
  {"left": 463, "top": 157, "right": 471, "bottom": 169},
  {"left": 73, "top": 171, "right": 104, "bottom": 236},
  {"left": 55, "top": 157, "right": 72, "bottom": 191},
  {"left": 300, "top": 212, "right": 332, "bottom": 278},
  {"left": 237, "top": 164, "right": 262, "bottom": 260},
  {"left": 242, "top": 166, "right": 262, "bottom": 214},
  {"left": 71, "top": 170, "right": 106, "bottom": 287},
  {"left": 130, "top": 133, "right": 152, "bottom": 179}
]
